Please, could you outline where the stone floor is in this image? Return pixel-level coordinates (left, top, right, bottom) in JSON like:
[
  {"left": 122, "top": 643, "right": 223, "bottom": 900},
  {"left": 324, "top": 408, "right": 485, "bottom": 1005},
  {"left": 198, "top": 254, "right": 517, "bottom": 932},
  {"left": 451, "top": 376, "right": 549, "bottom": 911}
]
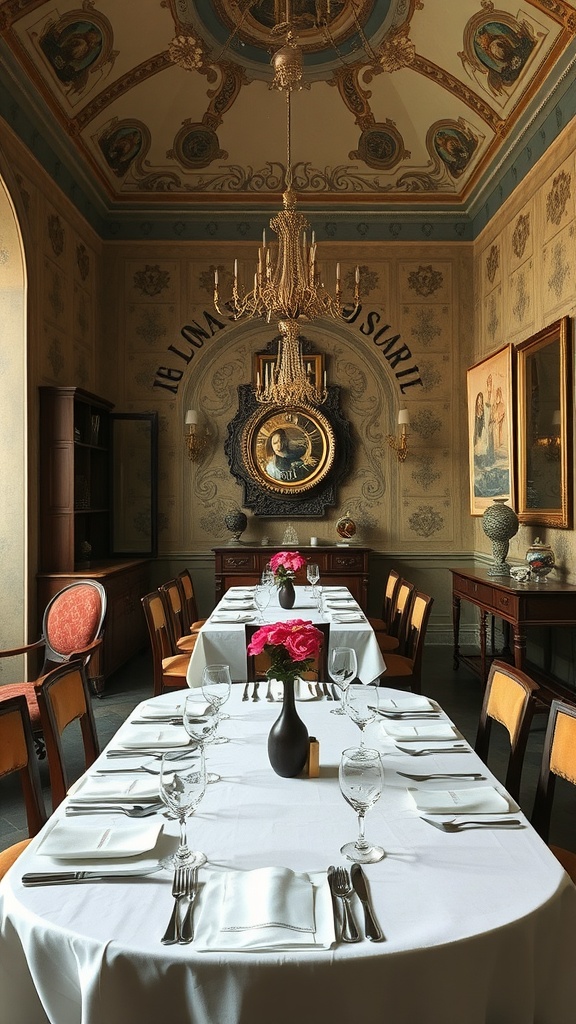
[{"left": 1, "top": 645, "right": 575, "bottom": 854}]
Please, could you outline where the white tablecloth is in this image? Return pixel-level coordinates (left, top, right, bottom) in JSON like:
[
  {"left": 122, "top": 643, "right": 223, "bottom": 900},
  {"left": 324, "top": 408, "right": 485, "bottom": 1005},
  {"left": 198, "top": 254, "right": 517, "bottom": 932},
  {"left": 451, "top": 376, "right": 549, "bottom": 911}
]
[
  {"left": 187, "top": 585, "right": 386, "bottom": 685},
  {"left": 1, "top": 687, "right": 575, "bottom": 1024}
]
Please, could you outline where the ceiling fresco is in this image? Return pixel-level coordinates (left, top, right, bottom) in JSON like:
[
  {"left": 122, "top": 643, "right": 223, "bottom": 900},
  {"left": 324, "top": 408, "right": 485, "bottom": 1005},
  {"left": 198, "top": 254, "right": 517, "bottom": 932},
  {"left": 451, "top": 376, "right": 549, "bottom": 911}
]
[{"left": 0, "top": 0, "right": 575, "bottom": 222}]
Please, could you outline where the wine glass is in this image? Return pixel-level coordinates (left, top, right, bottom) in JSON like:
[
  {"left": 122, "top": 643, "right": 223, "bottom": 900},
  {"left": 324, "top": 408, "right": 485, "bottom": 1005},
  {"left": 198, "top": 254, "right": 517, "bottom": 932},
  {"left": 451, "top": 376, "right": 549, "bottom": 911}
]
[
  {"left": 261, "top": 566, "right": 275, "bottom": 587},
  {"left": 344, "top": 683, "right": 379, "bottom": 742},
  {"left": 339, "top": 746, "right": 385, "bottom": 863},
  {"left": 201, "top": 664, "right": 232, "bottom": 738},
  {"left": 306, "top": 562, "right": 320, "bottom": 593},
  {"left": 254, "top": 584, "right": 271, "bottom": 622},
  {"left": 183, "top": 693, "right": 220, "bottom": 783},
  {"left": 159, "top": 747, "right": 207, "bottom": 869},
  {"left": 329, "top": 647, "right": 358, "bottom": 715}
]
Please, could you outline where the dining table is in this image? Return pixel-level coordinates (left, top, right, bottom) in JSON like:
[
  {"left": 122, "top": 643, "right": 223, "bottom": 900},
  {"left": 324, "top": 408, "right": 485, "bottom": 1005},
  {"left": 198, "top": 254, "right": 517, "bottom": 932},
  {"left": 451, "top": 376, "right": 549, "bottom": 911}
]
[
  {"left": 1, "top": 683, "right": 575, "bottom": 1024},
  {"left": 186, "top": 584, "right": 387, "bottom": 685}
]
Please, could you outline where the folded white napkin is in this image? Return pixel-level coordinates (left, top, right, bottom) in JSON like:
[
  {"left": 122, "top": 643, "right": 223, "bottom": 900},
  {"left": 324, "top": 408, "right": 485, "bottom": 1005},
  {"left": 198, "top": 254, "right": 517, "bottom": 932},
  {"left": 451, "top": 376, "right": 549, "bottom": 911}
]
[
  {"left": 37, "top": 820, "right": 163, "bottom": 860},
  {"left": 137, "top": 700, "right": 184, "bottom": 720},
  {"left": 68, "top": 775, "right": 159, "bottom": 803},
  {"left": 211, "top": 612, "right": 254, "bottom": 623},
  {"left": 408, "top": 786, "right": 511, "bottom": 815},
  {"left": 116, "top": 726, "right": 191, "bottom": 749},
  {"left": 332, "top": 612, "right": 365, "bottom": 623},
  {"left": 380, "top": 696, "right": 433, "bottom": 712},
  {"left": 194, "top": 867, "right": 334, "bottom": 951},
  {"left": 384, "top": 723, "right": 457, "bottom": 741},
  {"left": 220, "top": 601, "right": 254, "bottom": 611}
]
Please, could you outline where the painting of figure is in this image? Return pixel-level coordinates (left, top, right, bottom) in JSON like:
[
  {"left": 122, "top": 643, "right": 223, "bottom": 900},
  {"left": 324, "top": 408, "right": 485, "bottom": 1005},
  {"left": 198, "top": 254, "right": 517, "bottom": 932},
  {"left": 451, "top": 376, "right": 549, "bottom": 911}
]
[
  {"left": 434, "top": 126, "right": 477, "bottom": 178},
  {"left": 467, "top": 346, "right": 515, "bottom": 514},
  {"left": 40, "top": 18, "right": 103, "bottom": 91},
  {"left": 473, "top": 18, "right": 534, "bottom": 92},
  {"left": 99, "top": 124, "right": 143, "bottom": 178}
]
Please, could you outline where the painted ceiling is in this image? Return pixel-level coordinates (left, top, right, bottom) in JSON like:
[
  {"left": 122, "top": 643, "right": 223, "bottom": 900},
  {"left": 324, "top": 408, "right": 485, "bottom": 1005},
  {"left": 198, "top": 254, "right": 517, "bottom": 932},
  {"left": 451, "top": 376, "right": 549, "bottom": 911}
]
[{"left": 1, "top": 0, "right": 576, "bottom": 234}]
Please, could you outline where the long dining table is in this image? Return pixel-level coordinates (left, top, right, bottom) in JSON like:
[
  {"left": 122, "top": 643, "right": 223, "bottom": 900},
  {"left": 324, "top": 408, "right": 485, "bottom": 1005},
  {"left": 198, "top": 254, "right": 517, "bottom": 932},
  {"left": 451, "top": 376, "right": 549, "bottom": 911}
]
[
  {"left": 186, "top": 584, "right": 387, "bottom": 685},
  {"left": 1, "top": 681, "right": 575, "bottom": 1024}
]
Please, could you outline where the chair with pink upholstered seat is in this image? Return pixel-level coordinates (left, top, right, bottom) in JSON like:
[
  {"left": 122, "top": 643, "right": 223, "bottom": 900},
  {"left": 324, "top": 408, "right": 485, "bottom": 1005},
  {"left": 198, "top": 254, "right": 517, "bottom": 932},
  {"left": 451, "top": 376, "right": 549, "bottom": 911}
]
[{"left": 0, "top": 580, "right": 106, "bottom": 754}]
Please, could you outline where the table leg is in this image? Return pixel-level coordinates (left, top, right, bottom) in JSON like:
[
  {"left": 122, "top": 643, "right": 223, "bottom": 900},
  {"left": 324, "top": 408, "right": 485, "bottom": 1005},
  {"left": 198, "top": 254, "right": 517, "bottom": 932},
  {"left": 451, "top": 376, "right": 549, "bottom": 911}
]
[
  {"left": 452, "top": 595, "right": 461, "bottom": 670},
  {"left": 512, "top": 625, "right": 527, "bottom": 670},
  {"left": 480, "top": 610, "right": 487, "bottom": 687}
]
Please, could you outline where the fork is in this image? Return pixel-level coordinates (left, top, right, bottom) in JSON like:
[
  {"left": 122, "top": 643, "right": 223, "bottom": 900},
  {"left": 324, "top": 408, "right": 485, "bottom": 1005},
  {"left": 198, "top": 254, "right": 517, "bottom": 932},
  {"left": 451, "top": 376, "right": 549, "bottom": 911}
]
[
  {"left": 397, "top": 771, "right": 486, "bottom": 781},
  {"left": 422, "top": 816, "right": 523, "bottom": 832},
  {"left": 396, "top": 744, "right": 468, "bottom": 757},
  {"left": 322, "top": 683, "right": 333, "bottom": 700},
  {"left": 252, "top": 682, "right": 260, "bottom": 702},
  {"left": 266, "top": 681, "right": 275, "bottom": 702},
  {"left": 331, "top": 867, "right": 361, "bottom": 943},
  {"left": 162, "top": 866, "right": 186, "bottom": 944},
  {"left": 66, "top": 802, "right": 162, "bottom": 818},
  {"left": 179, "top": 866, "right": 198, "bottom": 943}
]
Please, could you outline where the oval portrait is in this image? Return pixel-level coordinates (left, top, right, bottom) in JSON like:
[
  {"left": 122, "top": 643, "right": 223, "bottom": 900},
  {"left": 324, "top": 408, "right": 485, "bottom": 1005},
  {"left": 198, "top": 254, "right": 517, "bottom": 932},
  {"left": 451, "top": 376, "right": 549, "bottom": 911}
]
[{"left": 242, "top": 406, "right": 336, "bottom": 495}]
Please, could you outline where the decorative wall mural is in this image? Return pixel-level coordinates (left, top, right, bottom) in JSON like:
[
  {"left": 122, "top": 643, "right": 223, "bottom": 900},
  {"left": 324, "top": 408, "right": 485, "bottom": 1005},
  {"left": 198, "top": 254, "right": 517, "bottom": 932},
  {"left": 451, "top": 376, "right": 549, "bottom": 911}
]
[
  {"left": 460, "top": 5, "right": 539, "bottom": 97},
  {"left": 98, "top": 120, "right": 148, "bottom": 178},
  {"left": 351, "top": 122, "right": 409, "bottom": 171},
  {"left": 512, "top": 212, "right": 530, "bottom": 259},
  {"left": 36, "top": 9, "right": 116, "bottom": 96},
  {"left": 172, "top": 122, "right": 227, "bottom": 170},
  {"left": 430, "top": 122, "right": 478, "bottom": 179}
]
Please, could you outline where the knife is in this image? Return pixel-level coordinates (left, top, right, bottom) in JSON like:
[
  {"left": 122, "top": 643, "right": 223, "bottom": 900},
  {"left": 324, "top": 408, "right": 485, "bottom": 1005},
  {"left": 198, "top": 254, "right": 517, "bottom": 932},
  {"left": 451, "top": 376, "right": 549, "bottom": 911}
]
[
  {"left": 22, "top": 867, "right": 162, "bottom": 886},
  {"left": 350, "top": 864, "right": 384, "bottom": 942}
]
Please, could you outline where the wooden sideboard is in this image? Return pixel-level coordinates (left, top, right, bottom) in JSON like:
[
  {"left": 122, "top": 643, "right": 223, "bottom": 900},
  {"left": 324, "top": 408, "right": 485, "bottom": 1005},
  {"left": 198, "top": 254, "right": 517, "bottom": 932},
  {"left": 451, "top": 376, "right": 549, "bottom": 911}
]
[
  {"left": 450, "top": 566, "right": 576, "bottom": 700},
  {"left": 213, "top": 546, "right": 371, "bottom": 611}
]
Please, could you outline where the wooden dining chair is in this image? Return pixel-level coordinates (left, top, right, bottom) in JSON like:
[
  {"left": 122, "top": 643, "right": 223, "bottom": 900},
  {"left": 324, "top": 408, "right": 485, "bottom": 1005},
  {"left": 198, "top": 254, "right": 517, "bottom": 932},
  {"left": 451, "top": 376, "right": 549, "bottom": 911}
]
[
  {"left": 141, "top": 591, "right": 191, "bottom": 697},
  {"left": 378, "top": 591, "right": 434, "bottom": 693},
  {"left": 531, "top": 699, "right": 576, "bottom": 882},
  {"left": 245, "top": 623, "right": 329, "bottom": 687},
  {"left": 376, "top": 578, "right": 416, "bottom": 656},
  {"left": 0, "top": 694, "right": 48, "bottom": 878},
  {"left": 368, "top": 568, "right": 401, "bottom": 635},
  {"left": 159, "top": 579, "right": 200, "bottom": 654},
  {"left": 474, "top": 660, "right": 539, "bottom": 802},
  {"left": 35, "top": 660, "right": 100, "bottom": 811},
  {"left": 0, "top": 579, "right": 107, "bottom": 754},
  {"left": 177, "top": 569, "right": 208, "bottom": 633}
]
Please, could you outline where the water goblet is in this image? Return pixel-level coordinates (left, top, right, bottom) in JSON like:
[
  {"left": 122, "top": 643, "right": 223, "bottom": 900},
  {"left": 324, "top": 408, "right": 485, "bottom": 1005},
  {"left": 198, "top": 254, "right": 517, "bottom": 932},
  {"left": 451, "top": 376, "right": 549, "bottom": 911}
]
[
  {"left": 159, "top": 747, "right": 207, "bottom": 869},
  {"left": 254, "top": 584, "right": 271, "bottom": 622},
  {"left": 202, "top": 663, "right": 232, "bottom": 738},
  {"left": 329, "top": 647, "right": 358, "bottom": 715},
  {"left": 339, "top": 746, "right": 385, "bottom": 864},
  {"left": 344, "top": 683, "right": 379, "bottom": 742},
  {"left": 261, "top": 567, "right": 275, "bottom": 587},
  {"left": 306, "top": 562, "right": 320, "bottom": 593},
  {"left": 183, "top": 693, "right": 220, "bottom": 783}
]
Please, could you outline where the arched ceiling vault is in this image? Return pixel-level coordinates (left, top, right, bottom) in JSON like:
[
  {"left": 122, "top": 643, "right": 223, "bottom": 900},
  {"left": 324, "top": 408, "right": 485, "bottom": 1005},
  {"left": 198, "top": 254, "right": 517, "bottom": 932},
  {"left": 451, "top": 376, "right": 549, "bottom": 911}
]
[{"left": 1, "top": 0, "right": 575, "bottom": 239}]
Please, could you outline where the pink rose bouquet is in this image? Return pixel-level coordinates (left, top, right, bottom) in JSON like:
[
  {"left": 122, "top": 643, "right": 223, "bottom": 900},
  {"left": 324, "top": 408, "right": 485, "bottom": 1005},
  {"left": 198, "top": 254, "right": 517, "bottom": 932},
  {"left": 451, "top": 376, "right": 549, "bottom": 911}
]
[
  {"left": 247, "top": 619, "right": 325, "bottom": 685},
  {"left": 268, "top": 550, "right": 307, "bottom": 586}
]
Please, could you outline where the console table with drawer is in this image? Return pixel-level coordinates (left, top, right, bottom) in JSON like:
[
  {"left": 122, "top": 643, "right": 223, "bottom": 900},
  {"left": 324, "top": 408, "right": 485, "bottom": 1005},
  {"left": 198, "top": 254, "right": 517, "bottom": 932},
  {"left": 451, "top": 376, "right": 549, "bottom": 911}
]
[
  {"left": 450, "top": 565, "right": 576, "bottom": 700},
  {"left": 213, "top": 545, "right": 370, "bottom": 611}
]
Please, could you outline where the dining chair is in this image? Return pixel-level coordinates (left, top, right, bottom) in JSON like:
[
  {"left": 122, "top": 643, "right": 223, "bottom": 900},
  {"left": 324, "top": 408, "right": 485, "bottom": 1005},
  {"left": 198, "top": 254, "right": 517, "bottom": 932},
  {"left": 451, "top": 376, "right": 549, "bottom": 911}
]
[
  {"left": 375, "top": 578, "right": 416, "bottom": 656},
  {"left": 474, "top": 660, "right": 539, "bottom": 802},
  {"left": 377, "top": 591, "right": 434, "bottom": 693},
  {"left": 141, "top": 591, "right": 191, "bottom": 697},
  {"left": 368, "top": 568, "right": 401, "bottom": 635},
  {"left": 159, "top": 579, "right": 200, "bottom": 654},
  {"left": 245, "top": 623, "right": 329, "bottom": 688},
  {"left": 0, "top": 579, "right": 107, "bottom": 754},
  {"left": 35, "top": 660, "right": 100, "bottom": 811},
  {"left": 531, "top": 699, "right": 576, "bottom": 882},
  {"left": 177, "top": 569, "right": 208, "bottom": 633},
  {"left": 0, "top": 694, "right": 48, "bottom": 878}
]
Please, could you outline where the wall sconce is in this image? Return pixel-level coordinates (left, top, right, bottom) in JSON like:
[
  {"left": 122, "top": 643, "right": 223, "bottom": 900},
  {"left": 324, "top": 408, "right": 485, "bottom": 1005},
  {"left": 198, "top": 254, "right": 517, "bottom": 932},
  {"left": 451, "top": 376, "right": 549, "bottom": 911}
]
[
  {"left": 184, "top": 409, "right": 209, "bottom": 463},
  {"left": 387, "top": 408, "right": 410, "bottom": 463}
]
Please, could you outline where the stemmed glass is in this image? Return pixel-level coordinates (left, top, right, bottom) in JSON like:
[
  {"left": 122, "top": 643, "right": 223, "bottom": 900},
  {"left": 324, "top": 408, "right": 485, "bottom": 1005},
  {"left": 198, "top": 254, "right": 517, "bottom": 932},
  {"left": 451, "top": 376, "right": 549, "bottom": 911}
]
[
  {"left": 159, "top": 747, "right": 207, "bottom": 869},
  {"left": 183, "top": 693, "right": 220, "bottom": 784},
  {"left": 254, "top": 584, "right": 271, "bottom": 622},
  {"left": 344, "top": 683, "right": 379, "bottom": 743},
  {"left": 201, "top": 664, "right": 231, "bottom": 738},
  {"left": 261, "top": 566, "right": 275, "bottom": 587},
  {"left": 339, "top": 746, "right": 385, "bottom": 864},
  {"left": 329, "top": 647, "right": 358, "bottom": 715},
  {"left": 306, "top": 562, "right": 320, "bottom": 593}
]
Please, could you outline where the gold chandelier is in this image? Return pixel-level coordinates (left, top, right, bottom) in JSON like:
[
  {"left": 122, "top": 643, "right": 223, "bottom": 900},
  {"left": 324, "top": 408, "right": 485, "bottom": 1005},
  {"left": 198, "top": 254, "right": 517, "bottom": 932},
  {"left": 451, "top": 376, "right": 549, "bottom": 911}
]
[{"left": 213, "top": 15, "right": 360, "bottom": 407}]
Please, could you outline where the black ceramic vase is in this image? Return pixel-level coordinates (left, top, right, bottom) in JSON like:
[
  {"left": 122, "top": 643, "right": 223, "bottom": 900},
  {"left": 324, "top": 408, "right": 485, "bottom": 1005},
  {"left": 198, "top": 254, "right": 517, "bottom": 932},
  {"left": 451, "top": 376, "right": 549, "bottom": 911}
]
[
  {"left": 278, "top": 579, "right": 296, "bottom": 609},
  {"left": 267, "top": 678, "right": 309, "bottom": 778}
]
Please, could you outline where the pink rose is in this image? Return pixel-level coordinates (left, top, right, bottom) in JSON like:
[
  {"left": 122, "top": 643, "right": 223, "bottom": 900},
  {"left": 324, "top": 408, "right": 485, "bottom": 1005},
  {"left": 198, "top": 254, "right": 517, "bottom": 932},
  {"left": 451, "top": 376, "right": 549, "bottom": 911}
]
[
  {"left": 283, "top": 622, "right": 324, "bottom": 662},
  {"left": 269, "top": 550, "right": 306, "bottom": 574}
]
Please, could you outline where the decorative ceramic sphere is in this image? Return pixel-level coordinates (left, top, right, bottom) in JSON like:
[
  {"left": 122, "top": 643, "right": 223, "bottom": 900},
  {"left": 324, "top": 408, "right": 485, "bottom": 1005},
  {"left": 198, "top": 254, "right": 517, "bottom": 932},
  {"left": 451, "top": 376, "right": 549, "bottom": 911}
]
[
  {"left": 224, "top": 509, "right": 248, "bottom": 543},
  {"left": 336, "top": 511, "right": 356, "bottom": 542},
  {"left": 481, "top": 498, "right": 519, "bottom": 576},
  {"left": 525, "top": 538, "right": 556, "bottom": 580}
]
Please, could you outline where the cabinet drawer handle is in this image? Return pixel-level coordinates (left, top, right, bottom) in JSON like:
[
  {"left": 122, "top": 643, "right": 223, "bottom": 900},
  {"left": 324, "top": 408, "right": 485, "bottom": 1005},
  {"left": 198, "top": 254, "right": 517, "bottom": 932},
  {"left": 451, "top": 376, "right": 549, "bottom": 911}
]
[{"left": 500, "top": 597, "right": 509, "bottom": 607}]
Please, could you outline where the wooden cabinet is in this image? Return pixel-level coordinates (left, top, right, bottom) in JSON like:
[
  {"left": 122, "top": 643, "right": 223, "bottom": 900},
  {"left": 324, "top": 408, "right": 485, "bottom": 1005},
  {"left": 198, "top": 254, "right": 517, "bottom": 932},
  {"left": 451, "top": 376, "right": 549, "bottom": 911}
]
[
  {"left": 38, "top": 387, "right": 154, "bottom": 686},
  {"left": 213, "top": 546, "right": 371, "bottom": 610}
]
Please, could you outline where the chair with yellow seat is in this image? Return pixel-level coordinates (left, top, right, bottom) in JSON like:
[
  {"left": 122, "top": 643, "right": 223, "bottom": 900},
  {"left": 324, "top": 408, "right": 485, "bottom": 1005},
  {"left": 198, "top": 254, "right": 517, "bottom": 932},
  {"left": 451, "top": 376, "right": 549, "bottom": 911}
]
[
  {"left": 531, "top": 699, "right": 576, "bottom": 883},
  {"left": 0, "top": 694, "right": 47, "bottom": 878},
  {"left": 368, "top": 568, "right": 401, "bottom": 635},
  {"left": 474, "top": 660, "right": 539, "bottom": 802},
  {"left": 377, "top": 591, "right": 434, "bottom": 693},
  {"left": 375, "top": 578, "right": 416, "bottom": 656},
  {"left": 141, "top": 591, "right": 191, "bottom": 697},
  {"left": 159, "top": 579, "right": 200, "bottom": 654},
  {"left": 35, "top": 660, "right": 100, "bottom": 811},
  {"left": 177, "top": 569, "right": 208, "bottom": 633}
]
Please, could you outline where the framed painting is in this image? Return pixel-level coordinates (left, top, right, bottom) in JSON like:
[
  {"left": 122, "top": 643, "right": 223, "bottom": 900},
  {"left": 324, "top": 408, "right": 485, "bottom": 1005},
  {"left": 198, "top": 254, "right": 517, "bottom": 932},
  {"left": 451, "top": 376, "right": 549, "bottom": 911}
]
[
  {"left": 466, "top": 344, "right": 515, "bottom": 515},
  {"left": 253, "top": 352, "right": 325, "bottom": 392}
]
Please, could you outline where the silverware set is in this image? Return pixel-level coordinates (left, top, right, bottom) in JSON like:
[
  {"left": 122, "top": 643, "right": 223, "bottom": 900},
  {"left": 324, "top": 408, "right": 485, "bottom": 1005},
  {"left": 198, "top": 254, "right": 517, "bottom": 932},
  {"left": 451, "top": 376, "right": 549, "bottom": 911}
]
[
  {"left": 328, "top": 864, "right": 384, "bottom": 943},
  {"left": 242, "top": 682, "right": 260, "bottom": 701},
  {"left": 66, "top": 801, "right": 164, "bottom": 818},
  {"left": 161, "top": 865, "right": 198, "bottom": 944}
]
